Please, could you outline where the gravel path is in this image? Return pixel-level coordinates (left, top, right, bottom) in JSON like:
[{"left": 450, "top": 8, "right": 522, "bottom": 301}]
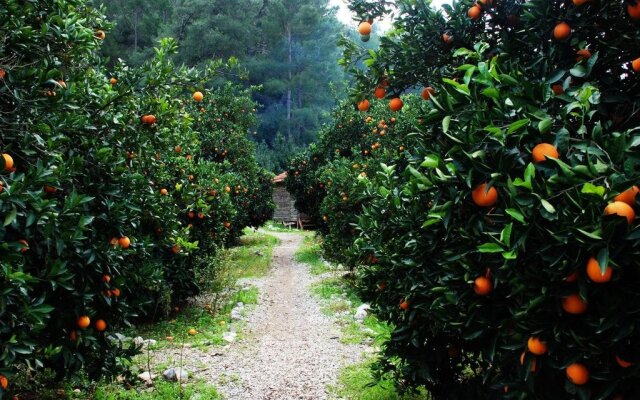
[{"left": 168, "top": 231, "right": 365, "bottom": 399}]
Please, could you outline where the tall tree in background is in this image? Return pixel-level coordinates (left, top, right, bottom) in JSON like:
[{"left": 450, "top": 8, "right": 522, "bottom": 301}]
[{"left": 96, "top": 0, "right": 347, "bottom": 172}]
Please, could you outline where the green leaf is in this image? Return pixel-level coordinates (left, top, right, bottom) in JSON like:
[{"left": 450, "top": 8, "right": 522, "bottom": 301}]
[
  {"left": 507, "top": 118, "right": 530, "bottom": 134},
  {"left": 442, "top": 116, "right": 451, "bottom": 133},
  {"left": 481, "top": 87, "right": 499, "bottom": 99},
  {"left": 581, "top": 183, "right": 605, "bottom": 197},
  {"left": 540, "top": 199, "right": 556, "bottom": 214},
  {"left": 4, "top": 206, "right": 17, "bottom": 226},
  {"left": 597, "top": 248, "right": 609, "bottom": 275},
  {"left": 421, "top": 155, "right": 440, "bottom": 169},
  {"left": 506, "top": 208, "right": 526, "bottom": 223},
  {"left": 478, "top": 243, "right": 504, "bottom": 253},
  {"left": 538, "top": 118, "right": 553, "bottom": 134},
  {"left": 500, "top": 223, "right": 513, "bottom": 247}
]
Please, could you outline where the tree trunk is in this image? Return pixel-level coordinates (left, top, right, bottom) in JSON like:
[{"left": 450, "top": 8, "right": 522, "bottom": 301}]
[{"left": 286, "top": 25, "right": 292, "bottom": 141}]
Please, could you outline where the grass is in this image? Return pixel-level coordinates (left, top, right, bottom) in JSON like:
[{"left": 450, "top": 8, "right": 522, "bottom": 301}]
[
  {"left": 329, "top": 358, "right": 430, "bottom": 400},
  {"left": 94, "top": 380, "right": 220, "bottom": 399},
  {"left": 228, "top": 228, "right": 279, "bottom": 278},
  {"left": 295, "top": 235, "right": 330, "bottom": 275}
]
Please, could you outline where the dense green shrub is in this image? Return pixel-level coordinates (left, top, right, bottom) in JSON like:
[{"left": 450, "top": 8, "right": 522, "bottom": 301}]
[
  {"left": 290, "top": 0, "right": 640, "bottom": 398},
  {"left": 0, "top": 0, "right": 272, "bottom": 393}
]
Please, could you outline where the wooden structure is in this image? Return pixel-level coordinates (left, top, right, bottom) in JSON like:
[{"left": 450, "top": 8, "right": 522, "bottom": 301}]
[{"left": 271, "top": 172, "right": 314, "bottom": 230}]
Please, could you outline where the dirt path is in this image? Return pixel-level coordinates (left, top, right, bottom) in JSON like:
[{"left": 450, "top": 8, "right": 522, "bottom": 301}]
[{"left": 178, "top": 231, "right": 365, "bottom": 399}]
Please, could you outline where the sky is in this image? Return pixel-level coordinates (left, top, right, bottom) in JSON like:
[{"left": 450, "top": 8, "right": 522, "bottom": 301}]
[{"left": 330, "top": 0, "right": 452, "bottom": 31}]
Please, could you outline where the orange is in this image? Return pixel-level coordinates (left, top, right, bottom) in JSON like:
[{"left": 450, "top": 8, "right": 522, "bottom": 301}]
[
  {"left": 389, "top": 97, "right": 403, "bottom": 111},
  {"left": 171, "top": 245, "right": 181, "bottom": 254},
  {"left": 468, "top": 5, "right": 482, "bottom": 20},
  {"left": 357, "top": 99, "right": 370, "bottom": 112},
  {"left": 472, "top": 183, "right": 498, "bottom": 207},
  {"left": 69, "top": 330, "right": 77, "bottom": 341},
  {"left": 615, "top": 355, "right": 633, "bottom": 368},
  {"left": 2, "top": 153, "right": 14, "bottom": 171},
  {"left": 0, "top": 374, "right": 7, "bottom": 390},
  {"left": 109, "top": 237, "right": 118, "bottom": 247},
  {"left": 604, "top": 201, "right": 635, "bottom": 224},
  {"left": 632, "top": 58, "right": 640, "bottom": 73},
  {"left": 0, "top": 69, "right": 6, "bottom": 80},
  {"left": 111, "top": 288, "right": 121, "bottom": 297},
  {"left": 374, "top": 86, "right": 386, "bottom": 99},
  {"left": 44, "top": 185, "right": 57, "bottom": 193},
  {"left": 197, "top": 212, "right": 204, "bottom": 219},
  {"left": 95, "top": 319, "right": 107, "bottom": 332},
  {"left": 141, "top": 114, "right": 156, "bottom": 124},
  {"left": 576, "top": 49, "right": 591, "bottom": 61},
  {"left": 565, "top": 271, "right": 579, "bottom": 282},
  {"left": 160, "top": 188, "right": 168, "bottom": 195},
  {"left": 532, "top": 143, "right": 559, "bottom": 163},
  {"left": 552, "top": 83, "right": 564, "bottom": 95},
  {"left": 95, "top": 30, "right": 106, "bottom": 40},
  {"left": 224, "top": 221, "right": 231, "bottom": 229},
  {"left": 442, "top": 32, "right": 453, "bottom": 44},
  {"left": 473, "top": 276, "right": 492, "bottom": 295},
  {"left": 225, "top": 186, "right": 231, "bottom": 193},
  {"left": 175, "top": 145, "right": 182, "bottom": 153},
  {"left": 400, "top": 300, "right": 409, "bottom": 310},
  {"left": 573, "top": 0, "right": 591, "bottom": 4},
  {"left": 187, "top": 211, "right": 195, "bottom": 219},
  {"left": 586, "top": 257, "right": 612, "bottom": 283},
  {"left": 566, "top": 363, "right": 589, "bottom": 385},
  {"left": 209, "top": 189, "right": 217, "bottom": 196},
  {"left": 520, "top": 352, "right": 537, "bottom": 372},
  {"left": 421, "top": 87, "right": 435, "bottom": 100},
  {"left": 628, "top": 2, "right": 640, "bottom": 19},
  {"left": 614, "top": 186, "right": 639, "bottom": 206},
  {"left": 110, "top": 77, "right": 117, "bottom": 85},
  {"left": 358, "top": 21, "right": 372, "bottom": 35},
  {"left": 527, "top": 337, "right": 548, "bottom": 355},
  {"left": 562, "top": 293, "right": 587, "bottom": 314},
  {"left": 118, "top": 236, "right": 131, "bottom": 249},
  {"left": 102, "top": 274, "right": 111, "bottom": 283},
  {"left": 553, "top": 22, "right": 571, "bottom": 41},
  {"left": 188, "top": 328, "right": 197, "bottom": 336},
  {"left": 18, "top": 239, "right": 28, "bottom": 253},
  {"left": 77, "top": 315, "right": 91, "bottom": 329},
  {"left": 193, "top": 91, "right": 204, "bottom": 102}
]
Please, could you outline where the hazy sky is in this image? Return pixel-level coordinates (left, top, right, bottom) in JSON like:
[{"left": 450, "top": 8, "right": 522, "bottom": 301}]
[{"left": 330, "top": 0, "right": 452, "bottom": 30}]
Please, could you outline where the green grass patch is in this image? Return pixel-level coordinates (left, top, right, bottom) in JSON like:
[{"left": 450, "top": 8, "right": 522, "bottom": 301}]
[
  {"left": 94, "top": 379, "right": 220, "bottom": 400},
  {"left": 329, "top": 358, "right": 429, "bottom": 400},
  {"left": 229, "top": 229, "right": 279, "bottom": 278},
  {"left": 294, "top": 235, "right": 329, "bottom": 275}
]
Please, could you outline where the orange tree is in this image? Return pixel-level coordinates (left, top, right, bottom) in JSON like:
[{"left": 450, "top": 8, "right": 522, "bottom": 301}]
[
  {"left": 289, "top": 0, "right": 640, "bottom": 398},
  {"left": 0, "top": 0, "right": 272, "bottom": 393},
  {"left": 286, "top": 98, "right": 420, "bottom": 265}
]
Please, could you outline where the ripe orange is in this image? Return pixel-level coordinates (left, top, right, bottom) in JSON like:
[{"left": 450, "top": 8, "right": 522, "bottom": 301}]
[
  {"left": 44, "top": 185, "right": 57, "bottom": 193},
  {"left": 109, "top": 77, "right": 117, "bottom": 85},
  {"left": 472, "top": 183, "right": 498, "bottom": 207},
  {"left": 77, "top": 315, "right": 91, "bottom": 329},
  {"left": 565, "top": 271, "right": 579, "bottom": 282},
  {"left": 118, "top": 236, "right": 131, "bottom": 249},
  {"left": 615, "top": 355, "right": 633, "bottom": 368},
  {"left": 0, "top": 69, "right": 6, "bottom": 80},
  {"left": 357, "top": 99, "right": 370, "bottom": 112},
  {"left": 225, "top": 186, "right": 231, "bottom": 193},
  {"left": 468, "top": 5, "right": 482, "bottom": 20},
  {"left": 2, "top": 153, "right": 14, "bottom": 171},
  {"left": 586, "top": 257, "right": 612, "bottom": 283},
  {"left": 197, "top": 212, "right": 204, "bottom": 219},
  {"left": 0, "top": 374, "right": 7, "bottom": 390},
  {"left": 188, "top": 328, "right": 197, "bottom": 336},
  {"left": 614, "top": 186, "right": 639, "bottom": 206},
  {"left": 224, "top": 221, "right": 231, "bottom": 229},
  {"left": 141, "top": 114, "right": 157, "bottom": 124},
  {"left": 553, "top": 22, "right": 571, "bottom": 41},
  {"left": 174, "top": 145, "right": 182, "bottom": 153},
  {"left": 442, "top": 32, "right": 453, "bottom": 44},
  {"left": 628, "top": 2, "right": 640, "bottom": 19},
  {"left": 109, "top": 237, "right": 118, "bottom": 247},
  {"left": 102, "top": 274, "right": 111, "bottom": 283},
  {"left": 632, "top": 58, "right": 640, "bottom": 73},
  {"left": 566, "top": 363, "right": 589, "bottom": 385},
  {"left": 532, "top": 143, "right": 559, "bottom": 163},
  {"left": 192, "top": 91, "right": 204, "bottom": 102},
  {"left": 400, "top": 300, "right": 409, "bottom": 310},
  {"left": 358, "top": 21, "right": 372, "bottom": 35},
  {"left": 552, "top": 83, "right": 564, "bottom": 95},
  {"left": 95, "top": 319, "right": 107, "bottom": 332},
  {"left": 160, "top": 188, "right": 169, "bottom": 196},
  {"left": 576, "top": 49, "right": 591, "bottom": 61},
  {"left": 69, "top": 330, "right": 77, "bottom": 341},
  {"left": 111, "top": 288, "right": 121, "bottom": 297},
  {"left": 562, "top": 293, "right": 587, "bottom": 314},
  {"left": 389, "top": 97, "right": 403, "bottom": 111},
  {"left": 421, "top": 87, "right": 436, "bottom": 100},
  {"left": 527, "top": 337, "right": 548, "bottom": 355},
  {"left": 95, "top": 30, "right": 106, "bottom": 40},
  {"left": 374, "top": 86, "right": 386, "bottom": 99},
  {"left": 604, "top": 201, "right": 635, "bottom": 224},
  {"left": 520, "top": 352, "right": 537, "bottom": 372},
  {"left": 573, "top": 0, "right": 591, "bottom": 5},
  {"left": 473, "top": 276, "right": 492, "bottom": 295},
  {"left": 171, "top": 245, "right": 181, "bottom": 254}
]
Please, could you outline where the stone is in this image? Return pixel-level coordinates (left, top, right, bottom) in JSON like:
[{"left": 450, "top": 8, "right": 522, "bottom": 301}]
[
  {"left": 138, "top": 371, "right": 155, "bottom": 384},
  {"left": 163, "top": 367, "right": 188, "bottom": 382},
  {"left": 354, "top": 304, "right": 370, "bottom": 321},
  {"left": 223, "top": 331, "right": 237, "bottom": 343}
]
